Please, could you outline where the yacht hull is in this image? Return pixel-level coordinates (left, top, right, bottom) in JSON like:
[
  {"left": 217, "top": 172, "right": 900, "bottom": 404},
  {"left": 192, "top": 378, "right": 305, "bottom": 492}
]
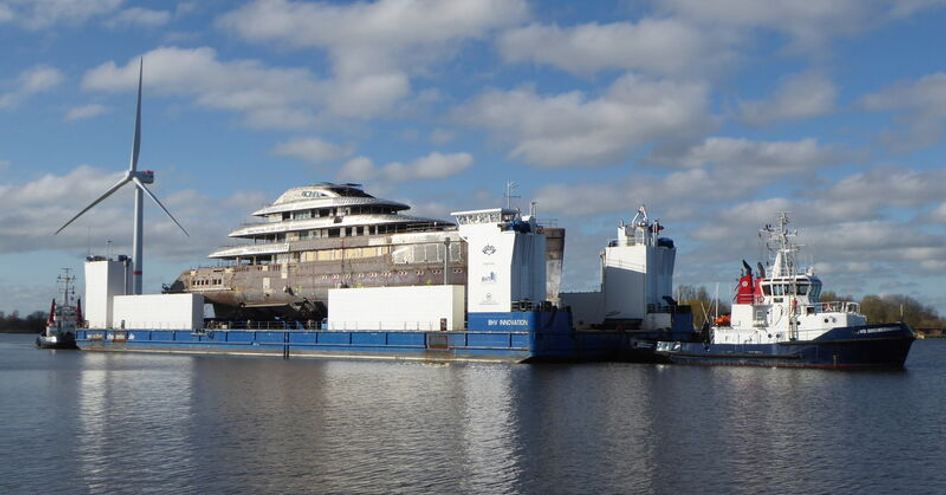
[{"left": 654, "top": 323, "right": 916, "bottom": 369}]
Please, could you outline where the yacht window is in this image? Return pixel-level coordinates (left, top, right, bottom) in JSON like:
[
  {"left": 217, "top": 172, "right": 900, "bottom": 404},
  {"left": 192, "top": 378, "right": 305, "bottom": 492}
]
[
  {"left": 797, "top": 283, "right": 809, "bottom": 296},
  {"left": 773, "top": 284, "right": 784, "bottom": 296},
  {"left": 356, "top": 226, "right": 364, "bottom": 236},
  {"left": 426, "top": 244, "right": 441, "bottom": 262},
  {"left": 762, "top": 284, "right": 771, "bottom": 296},
  {"left": 328, "top": 228, "right": 339, "bottom": 238}
]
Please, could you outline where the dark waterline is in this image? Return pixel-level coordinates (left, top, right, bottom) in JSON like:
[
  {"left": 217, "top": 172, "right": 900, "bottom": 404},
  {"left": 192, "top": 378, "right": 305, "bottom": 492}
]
[{"left": 2, "top": 333, "right": 944, "bottom": 494}]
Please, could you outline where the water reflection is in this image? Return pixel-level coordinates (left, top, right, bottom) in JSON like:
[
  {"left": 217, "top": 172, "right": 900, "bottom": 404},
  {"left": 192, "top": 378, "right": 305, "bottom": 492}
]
[
  {"left": 3, "top": 334, "right": 946, "bottom": 495},
  {"left": 76, "top": 352, "right": 196, "bottom": 494},
  {"left": 456, "top": 365, "right": 519, "bottom": 493}
]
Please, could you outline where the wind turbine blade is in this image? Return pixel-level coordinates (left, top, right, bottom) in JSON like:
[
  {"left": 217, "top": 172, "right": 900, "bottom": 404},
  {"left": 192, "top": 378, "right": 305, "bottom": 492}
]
[
  {"left": 54, "top": 177, "right": 131, "bottom": 235},
  {"left": 132, "top": 177, "right": 190, "bottom": 237},
  {"left": 129, "top": 58, "right": 143, "bottom": 173}
]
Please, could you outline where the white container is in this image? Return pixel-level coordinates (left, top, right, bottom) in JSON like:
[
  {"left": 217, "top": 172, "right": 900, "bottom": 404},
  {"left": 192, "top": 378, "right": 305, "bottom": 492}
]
[
  {"left": 112, "top": 293, "right": 204, "bottom": 330},
  {"left": 328, "top": 285, "right": 464, "bottom": 331}
]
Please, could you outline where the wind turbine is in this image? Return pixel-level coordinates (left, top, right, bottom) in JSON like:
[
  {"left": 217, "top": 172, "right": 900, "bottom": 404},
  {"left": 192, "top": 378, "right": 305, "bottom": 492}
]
[{"left": 55, "top": 58, "right": 189, "bottom": 295}]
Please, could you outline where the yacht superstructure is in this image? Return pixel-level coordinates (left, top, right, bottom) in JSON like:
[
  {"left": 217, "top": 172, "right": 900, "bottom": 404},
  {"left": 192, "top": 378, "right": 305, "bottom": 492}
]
[{"left": 169, "top": 183, "right": 564, "bottom": 320}]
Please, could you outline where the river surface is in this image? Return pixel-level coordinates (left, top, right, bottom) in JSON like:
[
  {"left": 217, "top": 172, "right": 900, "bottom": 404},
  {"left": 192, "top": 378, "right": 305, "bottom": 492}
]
[{"left": 1, "top": 332, "right": 944, "bottom": 494}]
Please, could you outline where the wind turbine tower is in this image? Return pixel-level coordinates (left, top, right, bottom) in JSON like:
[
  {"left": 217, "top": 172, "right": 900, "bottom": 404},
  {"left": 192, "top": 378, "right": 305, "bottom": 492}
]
[{"left": 55, "top": 58, "right": 189, "bottom": 295}]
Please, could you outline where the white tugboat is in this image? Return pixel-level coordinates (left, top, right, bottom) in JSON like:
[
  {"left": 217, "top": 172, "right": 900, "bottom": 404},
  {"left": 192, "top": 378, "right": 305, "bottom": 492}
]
[
  {"left": 36, "top": 269, "right": 82, "bottom": 350},
  {"left": 655, "top": 213, "right": 916, "bottom": 368}
]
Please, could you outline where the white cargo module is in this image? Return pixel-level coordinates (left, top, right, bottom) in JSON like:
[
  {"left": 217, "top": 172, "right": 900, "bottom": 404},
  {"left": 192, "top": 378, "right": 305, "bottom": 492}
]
[
  {"left": 327, "top": 285, "right": 464, "bottom": 331},
  {"left": 112, "top": 294, "right": 204, "bottom": 330},
  {"left": 453, "top": 208, "right": 547, "bottom": 313},
  {"left": 84, "top": 256, "right": 132, "bottom": 328}
]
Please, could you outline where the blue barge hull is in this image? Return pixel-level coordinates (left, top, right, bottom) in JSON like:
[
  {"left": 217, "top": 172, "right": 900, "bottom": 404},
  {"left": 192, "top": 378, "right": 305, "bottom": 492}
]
[
  {"left": 74, "top": 311, "right": 689, "bottom": 363},
  {"left": 654, "top": 323, "right": 916, "bottom": 369},
  {"left": 76, "top": 328, "right": 537, "bottom": 362}
]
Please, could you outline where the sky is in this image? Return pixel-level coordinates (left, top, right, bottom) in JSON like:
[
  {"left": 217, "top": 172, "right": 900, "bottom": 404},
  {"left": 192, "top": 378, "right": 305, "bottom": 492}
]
[{"left": 2, "top": 0, "right": 946, "bottom": 316}]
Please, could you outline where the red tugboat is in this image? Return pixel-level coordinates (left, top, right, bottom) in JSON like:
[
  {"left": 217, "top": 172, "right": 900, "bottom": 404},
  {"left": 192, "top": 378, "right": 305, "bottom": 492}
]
[{"left": 36, "top": 269, "right": 81, "bottom": 350}]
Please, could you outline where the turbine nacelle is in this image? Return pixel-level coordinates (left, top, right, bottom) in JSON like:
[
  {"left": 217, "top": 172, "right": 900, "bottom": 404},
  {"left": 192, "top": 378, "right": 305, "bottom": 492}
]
[{"left": 136, "top": 170, "right": 154, "bottom": 184}]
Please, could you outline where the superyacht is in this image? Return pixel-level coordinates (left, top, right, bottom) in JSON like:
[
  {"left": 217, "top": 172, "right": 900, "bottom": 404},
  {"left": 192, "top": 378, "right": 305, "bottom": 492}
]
[{"left": 168, "top": 183, "right": 564, "bottom": 320}]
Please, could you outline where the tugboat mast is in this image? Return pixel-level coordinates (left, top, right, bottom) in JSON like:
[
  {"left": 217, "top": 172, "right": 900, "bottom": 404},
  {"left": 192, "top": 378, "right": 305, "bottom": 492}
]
[{"left": 57, "top": 268, "right": 75, "bottom": 308}]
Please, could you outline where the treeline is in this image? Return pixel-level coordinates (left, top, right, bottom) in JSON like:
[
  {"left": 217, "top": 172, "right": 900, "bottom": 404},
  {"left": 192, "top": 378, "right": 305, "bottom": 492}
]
[
  {"left": 821, "top": 291, "right": 945, "bottom": 329},
  {"left": 675, "top": 285, "right": 945, "bottom": 329},
  {"left": 0, "top": 311, "right": 47, "bottom": 333}
]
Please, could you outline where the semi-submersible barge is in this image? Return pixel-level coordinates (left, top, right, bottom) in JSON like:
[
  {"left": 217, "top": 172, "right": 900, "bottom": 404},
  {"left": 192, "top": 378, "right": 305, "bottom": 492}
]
[
  {"left": 76, "top": 203, "right": 690, "bottom": 362},
  {"left": 73, "top": 201, "right": 915, "bottom": 366}
]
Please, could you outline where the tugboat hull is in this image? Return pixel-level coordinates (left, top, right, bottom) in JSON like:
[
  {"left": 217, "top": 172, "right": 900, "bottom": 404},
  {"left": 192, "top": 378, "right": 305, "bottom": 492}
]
[
  {"left": 35, "top": 333, "right": 78, "bottom": 350},
  {"left": 655, "top": 323, "right": 916, "bottom": 369}
]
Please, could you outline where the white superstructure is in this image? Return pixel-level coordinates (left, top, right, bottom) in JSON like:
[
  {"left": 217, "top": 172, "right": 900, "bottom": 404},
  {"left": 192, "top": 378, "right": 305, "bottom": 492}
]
[
  {"left": 712, "top": 212, "right": 867, "bottom": 344},
  {"left": 209, "top": 183, "right": 457, "bottom": 264},
  {"left": 561, "top": 206, "right": 677, "bottom": 329},
  {"left": 453, "top": 208, "right": 547, "bottom": 313}
]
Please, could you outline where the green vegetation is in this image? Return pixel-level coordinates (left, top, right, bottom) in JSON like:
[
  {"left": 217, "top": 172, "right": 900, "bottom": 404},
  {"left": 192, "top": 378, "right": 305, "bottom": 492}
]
[
  {"left": 0, "top": 311, "right": 47, "bottom": 333},
  {"left": 821, "top": 291, "right": 945, "bottom": 329},
  {"left": 675, "top": 285, "right": 731, "bottom": 328}
]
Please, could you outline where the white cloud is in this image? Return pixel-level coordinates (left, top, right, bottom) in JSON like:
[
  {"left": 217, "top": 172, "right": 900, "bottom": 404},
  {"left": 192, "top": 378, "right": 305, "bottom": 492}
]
[
  {"left": 326, "top": 71, "right": 410, "bottom": 118},
  {"left": 739, "top": 72, "right": 837, "bottom": 125},
  {"left": 654, "top": 0, "right": 874, "bottom": 51},
  {"left": 218, "top": 0, "right": 527, "bottom": 63},
  {"left": 930, "top": 203, "right": 946, "bottom": 223},
  {"left": 534, "top": 138, "right": 844, "bottom": 218},
  {"left": 273, "top": 137, "right": 354, "bottom": 165},
  {"left": 429, "top": 128, "right": 455, "bottom": 145},
  {"left": 82, "top": 47, "right": 326, "bottom": 129},
  {"left": 337, "top": 152, "right": 473, "bottom": 182},
  {"left": 65, "top": 103, "right": 108, "bottom": 121},
  {"left": 458, "top": 73, "right": 711, "bottom": 167},
  {"left": 0, "top": 164, "right": 266, "bottom": 262},
  {"left": 0, "top": 4, "right": 13, "bottom": 23},
  {"left": 3, "top": 0, "right": 123, "bottom": 29},
  {"left": 0, "top": 64, "right": 64, "bottom": 109},
  {"left": 499, "top": 18, "right": 734, "bottom": 77},
  {"left": 889, "top": 0, "right": 946, "bottom": 17},
  {"left": 654, "top": 137, "right": 845, "bottom": 180},
  {"left": 105, "top": 7, "right": 171, "bottom": 28},
  {"left": 217, "top": 0, "right": 528, "bottom": 117},
  {"left": 860, "top": 72, "right": 946, "bottom": 150},
  {"left": 82, "top": 45, "right": 437, "bottom": 124},
  {"left": 805, "top": 167, "right": 946, "bottom": 221}
]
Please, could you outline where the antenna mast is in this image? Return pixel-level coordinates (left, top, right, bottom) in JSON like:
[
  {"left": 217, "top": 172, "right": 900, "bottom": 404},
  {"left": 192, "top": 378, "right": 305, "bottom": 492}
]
[{"left": 504, "top": 181, "right": 520, "bottom": 210}]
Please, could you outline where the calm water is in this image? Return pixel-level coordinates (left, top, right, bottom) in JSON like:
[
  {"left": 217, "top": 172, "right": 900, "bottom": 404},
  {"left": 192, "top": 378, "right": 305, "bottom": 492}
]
[{"left": 1, "top": 333, "right": 944, "bottom": 495}]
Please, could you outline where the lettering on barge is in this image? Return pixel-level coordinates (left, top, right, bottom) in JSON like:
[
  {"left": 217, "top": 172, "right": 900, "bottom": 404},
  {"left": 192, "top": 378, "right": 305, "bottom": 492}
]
[{"left": 488, "top": 319, "right": 529, "bottom": 326}]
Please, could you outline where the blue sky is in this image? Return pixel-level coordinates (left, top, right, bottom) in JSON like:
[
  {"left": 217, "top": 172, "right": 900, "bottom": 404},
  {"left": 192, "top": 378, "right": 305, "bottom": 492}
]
[{"left": 2, "top": 0, "right": 946, "bottom": 316}]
